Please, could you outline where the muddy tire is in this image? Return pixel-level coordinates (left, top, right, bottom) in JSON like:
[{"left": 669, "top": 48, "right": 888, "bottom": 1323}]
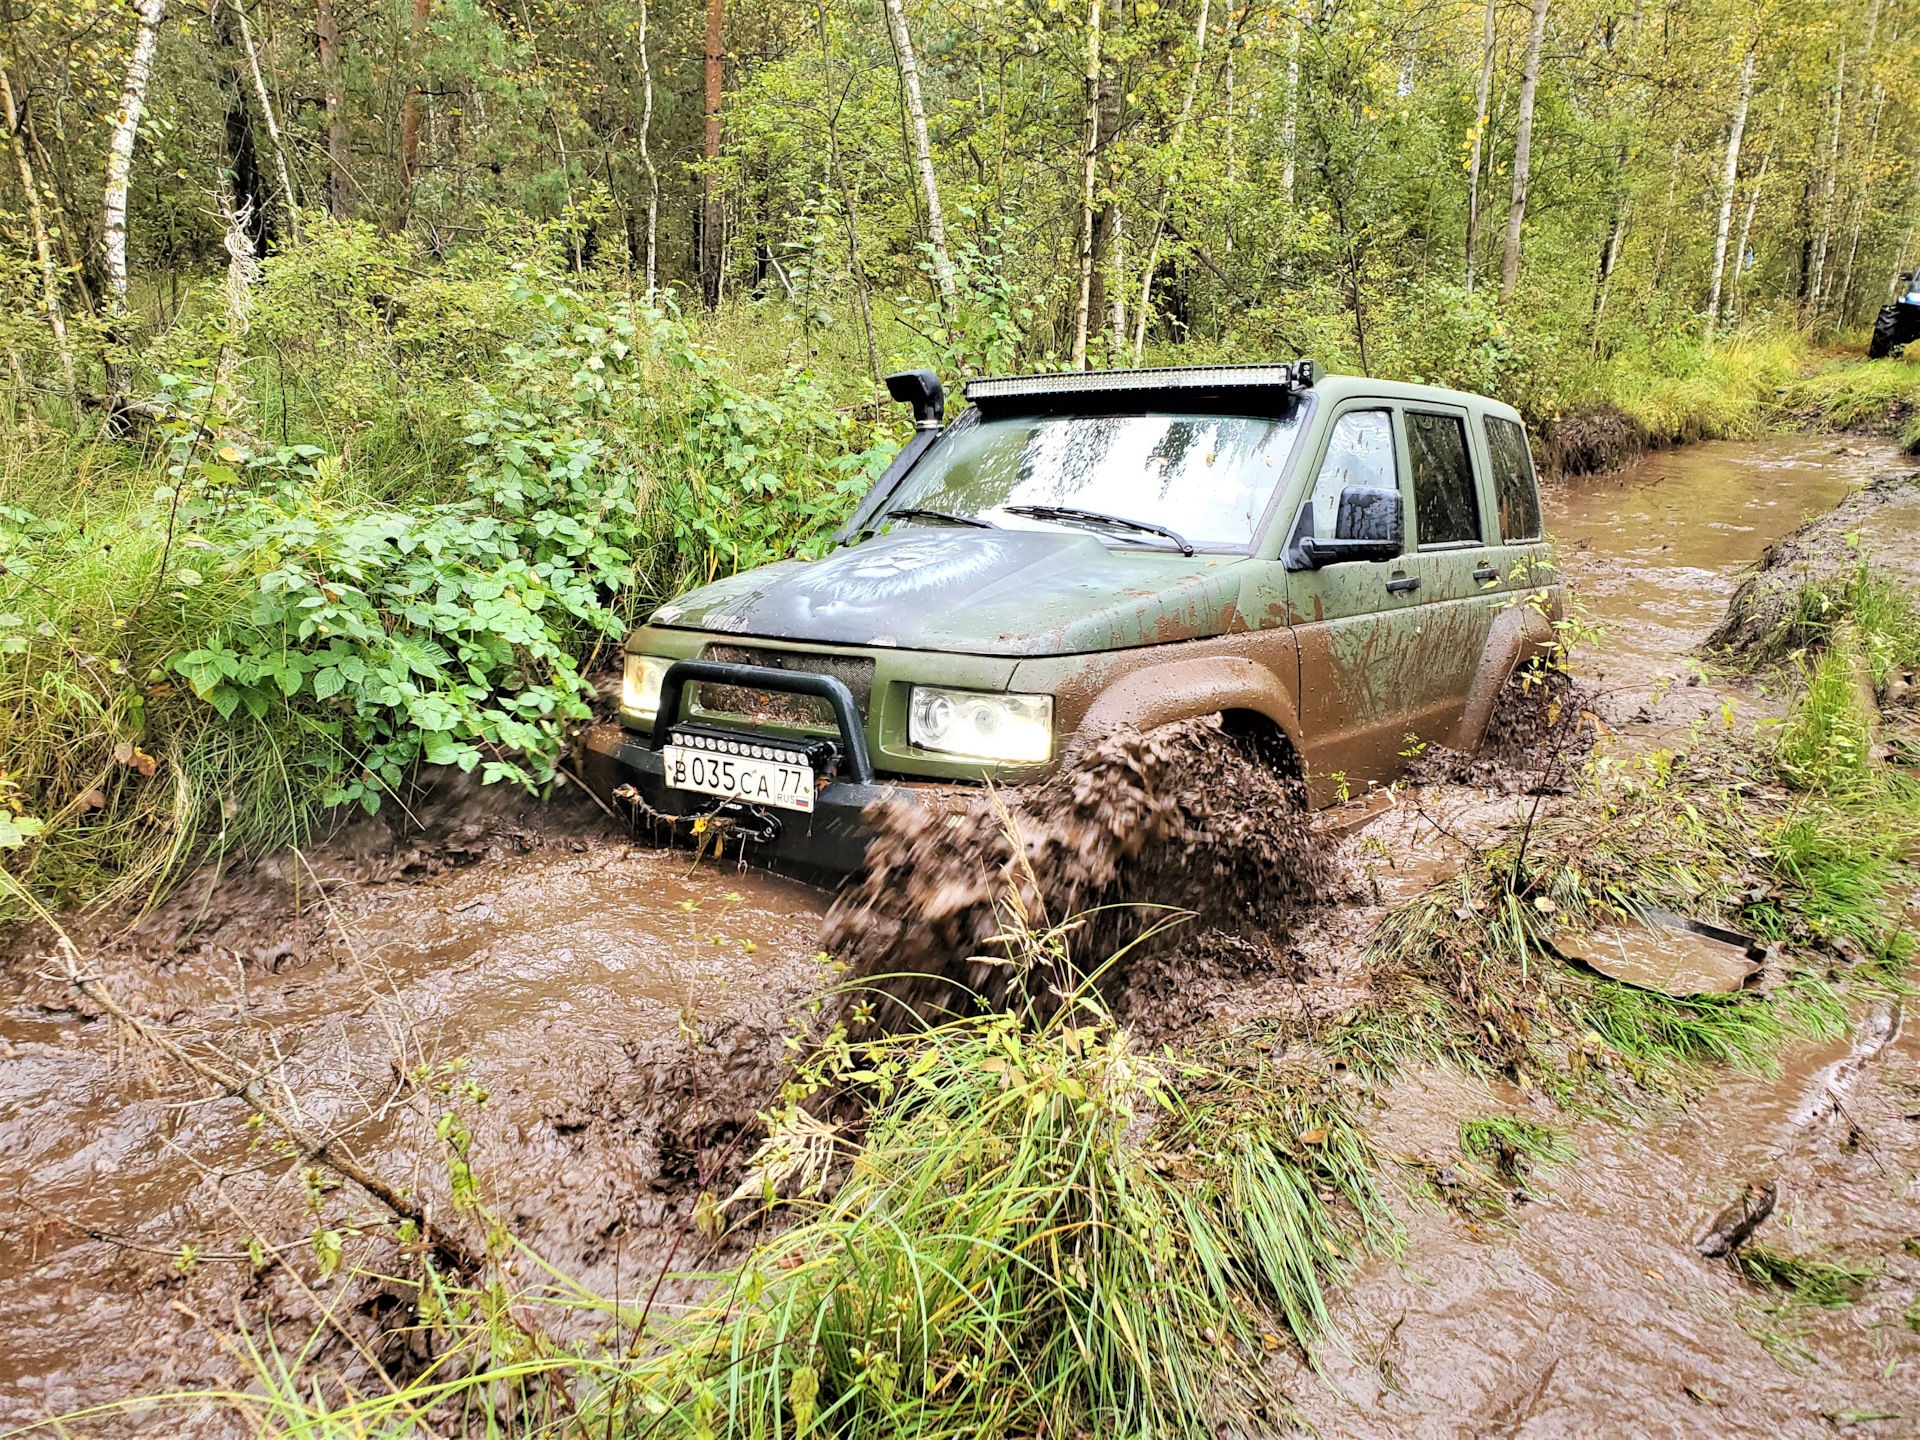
[{"left": 1871, "top": 305, "right": 1900, "bottom": 360}]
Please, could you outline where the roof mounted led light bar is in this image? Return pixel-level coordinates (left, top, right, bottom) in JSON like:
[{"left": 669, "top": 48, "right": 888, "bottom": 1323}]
[{"left": 964, "top": 359, "right": 1319, "bottom": 403}]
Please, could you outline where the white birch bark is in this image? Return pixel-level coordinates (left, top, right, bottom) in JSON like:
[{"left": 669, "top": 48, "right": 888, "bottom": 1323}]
[
  {"left": 1131, "top": 0, "right": 1211, "bottom": 362},
  {"left": 1727, "top": 115, "right": 1776, "bottom": 327},
  {"left": 1071, "top": 0, "right": 1103, "bottom": 370},
  {"left": 1497, "top": 0, "right": 1550, "bottom": 302},
  {"left": 882, "top": 0, "right": 955, "bottom": 309},
  {"left": 1810, "top": 43, "right": 1844, "bottom": 306},
  {"left": 639, "top": 0, "right": 658, "bottom": 294},
  {"left": 102, "top": 0, "right": 168, "bottom": 317},
  {"left": 234, "top": 0, "right": 298, "bottom": 237},
  {"left": 1463, "top": 0, "right": 1495, "bottom": 291},
  {"left": 1704, "top": 49, "right": 1754, "bottom": 338},
  {"left": 1282, "top": 11, "right": 1298, "bottom": 203}
]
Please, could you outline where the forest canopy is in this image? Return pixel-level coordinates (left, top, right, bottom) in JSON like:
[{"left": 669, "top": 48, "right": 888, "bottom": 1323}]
[{"left": 2, "top": 0, "right": 1916, "bottom": 393}]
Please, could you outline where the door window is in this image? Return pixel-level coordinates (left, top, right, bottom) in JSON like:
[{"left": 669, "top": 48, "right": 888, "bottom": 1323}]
[
  {"left": 1407, "top": 411, "right": 1482, "bottom": 546},
  {"left": 1301, "top": 409, "right": 1396, "bottom": 540},
  {"left": 1484, "top": 415, "right": 1543, "bottom": 542}
]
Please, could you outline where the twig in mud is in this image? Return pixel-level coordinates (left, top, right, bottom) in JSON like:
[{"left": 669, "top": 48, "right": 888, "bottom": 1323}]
[
  {"left": 34, "top": 919, "right": 479, "bottom": 1273},
  {"left": 10, "top": 1189, "right": 300, "bottom": 1265}
]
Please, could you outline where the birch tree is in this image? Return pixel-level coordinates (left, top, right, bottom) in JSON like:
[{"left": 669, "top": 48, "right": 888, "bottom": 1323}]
[
  {"left": 101, "top": 0, "right": 167, "bottom": 320},
  {"left": 1704, "top": 49, "right": 1755, "bottom": 338},
  {"left": 1498, "top": 0, "right": 1550, "bottom": 302},
  {"left": 1809, "top": 43, "right": 1845, "bottom": 305},
  {"left": 1463, "top": 0, "right": 1495, "bottom": 290},
  {"left": 882, "top": 0, "right": 956, "bottom": 312},
  {"left": 1070, "top": 0, "right": 1103, "bottom": 370}
]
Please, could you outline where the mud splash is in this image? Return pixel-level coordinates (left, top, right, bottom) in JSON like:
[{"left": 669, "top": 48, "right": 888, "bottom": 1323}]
[{"left": 825, "top": 716, "right": 1341, "bottom": 1046}]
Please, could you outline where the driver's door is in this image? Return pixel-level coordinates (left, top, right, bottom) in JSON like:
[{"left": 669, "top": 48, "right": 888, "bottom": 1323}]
[{"left": 1285, "top": 403, "right": 1426, "bottom": 802}]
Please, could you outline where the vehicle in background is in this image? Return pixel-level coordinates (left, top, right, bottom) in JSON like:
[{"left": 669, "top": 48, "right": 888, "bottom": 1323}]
[{"left": 580, "top": 363, "right": 1562, "bottom": 883}]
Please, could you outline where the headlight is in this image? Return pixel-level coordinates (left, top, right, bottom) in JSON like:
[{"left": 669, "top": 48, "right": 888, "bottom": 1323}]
[
  {"left": 622, "top": 654, "right": 673, "bottom": 721},
  {"left": 909, "top": 687, "right": 1053, "bottom": 763}
]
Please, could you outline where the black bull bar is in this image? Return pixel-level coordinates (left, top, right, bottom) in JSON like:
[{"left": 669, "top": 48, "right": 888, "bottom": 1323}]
[{"left": 577, "top": 659, "right": 903, "bottom": 884}]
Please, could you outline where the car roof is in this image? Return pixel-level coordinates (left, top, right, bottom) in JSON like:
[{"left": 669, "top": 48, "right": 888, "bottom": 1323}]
[{"left": 961, "top": 364, "right": 1526, "bottom": 428}]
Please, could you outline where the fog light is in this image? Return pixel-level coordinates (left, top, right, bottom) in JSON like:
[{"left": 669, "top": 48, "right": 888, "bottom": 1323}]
[{"left": 909, "top": 686, "right": 1053, "bottom": 763}]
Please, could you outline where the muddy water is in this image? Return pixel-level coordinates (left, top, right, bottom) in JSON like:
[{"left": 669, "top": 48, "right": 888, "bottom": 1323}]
[
  {"left": 1279, "top": 1007, "right": 1920, "bottom": 1438},
  {"left": 4, "top": 433, "right": 1918, "bottom": 1433},
  {"left": 1544, "top": 435, "right": 1904, "bottom": 738},
  {"left": 0, "top": 835, "right": 827, "bottom": 1427}
]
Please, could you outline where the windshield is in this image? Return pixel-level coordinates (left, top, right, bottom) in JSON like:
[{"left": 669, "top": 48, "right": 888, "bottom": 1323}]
[{"left": 876, "top": 409, "right": 1307, "bottom": 551}]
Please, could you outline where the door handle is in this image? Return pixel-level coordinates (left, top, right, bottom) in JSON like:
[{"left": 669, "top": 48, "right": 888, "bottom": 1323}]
[
  {"left": 1385, "top": 576, "right": 1421, "bottom": 595},
  {"left": 1473, "top": 564, "right": 1500, "bottom": 582}
]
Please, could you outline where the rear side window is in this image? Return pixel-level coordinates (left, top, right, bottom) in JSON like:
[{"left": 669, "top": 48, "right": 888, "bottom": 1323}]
[
  {"left": 1407, "top": 411, "right": 1481, "bottom": 546},
  {"left": 1484, "top": 416, "right": 1542, "bottom": 542}
]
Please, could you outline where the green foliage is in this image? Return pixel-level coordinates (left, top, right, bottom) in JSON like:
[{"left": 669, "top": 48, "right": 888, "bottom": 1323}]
[
  {"left": 0, "top": 254, "right": 902, "bottom": 905},
  {"left": 1735, "top": 1244, "right": 1878, "bottom": 1308},
  {"left": 1458, "top": 1115, "right": 1575, "bottom": 1175}
]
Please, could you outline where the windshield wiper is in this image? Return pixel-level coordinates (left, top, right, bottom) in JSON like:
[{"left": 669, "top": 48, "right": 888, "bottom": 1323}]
[
  {"left": 861, "top": 507, "right": 997, "bottom": 537},
  {"left": 1002, "top": 504, "right": 1194, "bottom": 556}
]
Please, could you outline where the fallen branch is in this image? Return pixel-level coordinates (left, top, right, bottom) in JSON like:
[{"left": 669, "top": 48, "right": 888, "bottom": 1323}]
[{"left": 26, "top": 907, "right": 480, "bottom": 1274}]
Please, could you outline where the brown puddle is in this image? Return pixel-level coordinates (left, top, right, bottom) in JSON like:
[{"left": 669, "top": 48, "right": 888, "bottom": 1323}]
[
  {"left": 3, "top": 434, "right": 1919, "bottom": 1434},
  {"left": 1276, "top": 1009, "right": 1920, "bottom": 1439},
  {"left": 1544, "top": 435, "right": 1904, "bottom": 744},
  {"left": 0, "top": 835, "right": 827, "bottom": 1427}
]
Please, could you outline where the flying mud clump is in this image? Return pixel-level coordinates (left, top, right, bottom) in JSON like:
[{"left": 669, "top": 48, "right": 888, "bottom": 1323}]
[{"left": 823, "top": 715, "right": 1342, "bottom": 1043}]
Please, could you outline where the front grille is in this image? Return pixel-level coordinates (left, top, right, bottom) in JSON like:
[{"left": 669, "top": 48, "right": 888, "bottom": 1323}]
[{"left": 694, "top": 645, "right": 876, "bottom": 729}]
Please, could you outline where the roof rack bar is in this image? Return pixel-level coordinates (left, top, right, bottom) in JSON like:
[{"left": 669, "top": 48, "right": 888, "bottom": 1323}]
[{"left": 964, "top": 359, "right": 1318, "bottom": 402}]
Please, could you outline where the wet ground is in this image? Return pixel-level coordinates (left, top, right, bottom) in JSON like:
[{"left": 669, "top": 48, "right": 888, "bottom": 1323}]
[{"left": 2, "top": 433, "right": 1917, "bottom": 1434}]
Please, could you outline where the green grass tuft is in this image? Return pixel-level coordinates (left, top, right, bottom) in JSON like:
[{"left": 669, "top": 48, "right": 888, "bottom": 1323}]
[{"left": 1736, "top": 1243, "right": 1878, "bottom": 1308}]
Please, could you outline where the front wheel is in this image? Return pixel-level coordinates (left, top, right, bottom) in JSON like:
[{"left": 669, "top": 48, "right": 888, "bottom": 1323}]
[{"left": 1871, "top": 304, "right": 1901, "bottom": 360}]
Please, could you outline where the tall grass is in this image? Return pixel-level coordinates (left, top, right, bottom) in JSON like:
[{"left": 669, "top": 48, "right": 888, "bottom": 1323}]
[
  {"left": 158, "top": 946, "right": 1393, "bottom": 1439},
  {"left": 1781, "top": 351, "right": 1920, "bottom": 449}
]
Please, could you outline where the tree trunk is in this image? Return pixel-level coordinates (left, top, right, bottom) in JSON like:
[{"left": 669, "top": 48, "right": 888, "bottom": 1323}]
[
  {"left": 1281, "top": 14, "right": 1298, "bottom": 204},
  {"left": 1463, "top": 0, "right": 1495, "bottom": 291},
  {"left": 639, "top": 0, "right": 658, "bottom": 293},
  {"left": 213, "top": 1, "right": 272, "bottom": 253},
  {"left": 234, "top": 0, "right": 299, "bottom": 237},
  {"left": 701, "top": 0, "right": 723, "bottom": 306},
  {"left": 0, "top": 67, "right": 75, "bottom": 393},
  {"left": 1131, "top": 0, "right": 1210, "bottom": 362},
  {"left": 882, "top": 0, "right": 956, "bottom": 311},
  {"left": 1589, "top": 196, "right": 1629, "bottom": 354},
  {"left": 1704, "top": 49, "right": 1754, "bottom": 339},
  {"left": 1809, "top": 43, "right": 1844, "bottom": 308},
  {"left": 316, "top": 0, "right": 350, "bottom": 217},
  {"left": 1728, "top": 109, "right": 1777, "bottom": 327},
  {"left": 818, "top": 4, "right": 878, "bottom": 378},
  {"left": 1497, "top": 0, "right": 1549, "bottom": 302},
  {"left": 1836, "top": 85, "right": 1887, "bottom": 325},
  {"left": 101, "top": 0, "right": 166, "bottom": 323},
  {"left": 395, "top": 0, "right": 434, "bottom": 228},
  {"left": 1070, "top": 0, "right": 1103, "bottom": 369}
]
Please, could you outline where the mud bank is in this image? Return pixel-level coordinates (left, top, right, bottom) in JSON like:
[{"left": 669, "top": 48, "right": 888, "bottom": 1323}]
[{"left": 1709, "top": 465, "right": 1920, "bottom": 665}]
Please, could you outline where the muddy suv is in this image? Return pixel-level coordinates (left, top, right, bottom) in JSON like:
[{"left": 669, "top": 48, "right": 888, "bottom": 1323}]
[
  {"left": 582, "top": 363, "right": 1561, "bottom": 880},
  {"left": 1869, "top": 272, "right": 1920, "bottom": 359}
]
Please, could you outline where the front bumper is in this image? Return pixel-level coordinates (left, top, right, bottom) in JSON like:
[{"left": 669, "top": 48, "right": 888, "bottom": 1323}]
[{"left": 577, "top": 724, "right": 909, "bottom": 885}]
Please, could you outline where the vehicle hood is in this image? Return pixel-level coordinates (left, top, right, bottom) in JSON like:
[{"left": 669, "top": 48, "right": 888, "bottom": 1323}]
[{"left": 648, "top": 527, "right": 1251, "bottom": 656}]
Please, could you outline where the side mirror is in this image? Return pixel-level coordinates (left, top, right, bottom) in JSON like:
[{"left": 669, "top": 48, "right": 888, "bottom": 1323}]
[
  {"left": 885, "top": 369, "right": 945, "bottom": 429},
  {"left": 1298, "top": 486, "right": 1403, "bottom": 568}
]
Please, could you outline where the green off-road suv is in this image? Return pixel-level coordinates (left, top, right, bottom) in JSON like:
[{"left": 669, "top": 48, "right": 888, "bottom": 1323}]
[{"left": 580, "top": 362, "right": 1561, "bottom": 881}]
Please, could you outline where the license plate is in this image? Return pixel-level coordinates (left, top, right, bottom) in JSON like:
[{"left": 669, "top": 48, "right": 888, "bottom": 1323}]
[{"left": 663, "top": 744, "right": 816, "bottom": 813}]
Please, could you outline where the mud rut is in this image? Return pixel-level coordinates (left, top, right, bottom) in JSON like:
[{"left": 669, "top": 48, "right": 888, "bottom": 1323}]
[{"left": 5, "top": 436, "right": 1920, "bottom": 1436}]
